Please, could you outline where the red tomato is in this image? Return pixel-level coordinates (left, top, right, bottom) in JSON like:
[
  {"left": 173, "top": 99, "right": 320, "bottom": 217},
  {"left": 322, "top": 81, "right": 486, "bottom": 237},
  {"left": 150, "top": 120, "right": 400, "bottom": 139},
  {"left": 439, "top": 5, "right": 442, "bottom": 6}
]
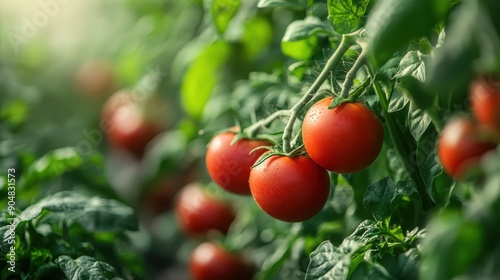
[
  {"left": 470, "top": 77, "right": 500, "bottom": 131},
  {"left": 106, "top": 105, "right": 163, "bottom": 158},
  {"left": 249, "top": 155, "right": 330, "bottom": 222},
  {"left": 189, "top": 242, "right": 255, "bottom": 280},
  {"left": 102, "top": 90, "right": 169, "bottom": 158},
  {"left": 438, "top": 118, "right": 498, "bottom": 179},
  {"left": 302, "top": 97, "right": 384, "bottom": 173},
  {"left": 205, "top": 131, "right": 272, "bottom": 195},
  {"left": 74, "top": 60, "right": 115, "bottom": 99},
  {"left": 175, "top": 183, "right": 236, "bottom": 236}
]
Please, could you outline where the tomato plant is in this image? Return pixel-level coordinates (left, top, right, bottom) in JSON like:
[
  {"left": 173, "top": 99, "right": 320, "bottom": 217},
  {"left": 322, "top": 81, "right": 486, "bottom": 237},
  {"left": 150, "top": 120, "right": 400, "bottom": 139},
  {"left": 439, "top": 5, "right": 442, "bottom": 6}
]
[
  {"left": 189, "top": 242, "right": 255, "bottom": 280},
  {"left": 2, "top": 0, "right": 500, "bottom": 279},
  {"left": 302, "top": 97, "right": 384, "bottom": 173},
  {"left": 175, "top": 183, "right": 236, "bottom": 236},
  {"left": 205, "top": 131, "right": 272, "bottom": 195}
]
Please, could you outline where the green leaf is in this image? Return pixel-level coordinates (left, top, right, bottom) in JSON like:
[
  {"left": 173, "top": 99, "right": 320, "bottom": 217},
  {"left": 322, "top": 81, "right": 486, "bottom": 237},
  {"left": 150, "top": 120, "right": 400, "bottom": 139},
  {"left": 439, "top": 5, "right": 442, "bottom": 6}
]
[
  {"left": 305, "top": 240, "right": 361, "bottom": 280},
  {"left": 56, "top": 255, "right": 120, "bottom": 280},
  {"left": 366, "top": 0, "right": 452, "bottom": 66},
  {"left": 257, "top": 0, "right": 307, "bottom": 9},
  {"left": 181, "top": 40, "right": 232, "bottom": 119},
  {"left": 407, "top": 103, "right": 431, "bottom": 142},
  {"left": 363, "top": 177, "right": 418, "bottom": 221},
  {"left": 394, "top": 51, "right": 427, "bottom": 82},
  {"left": 20, "top": 147, "right": 83, "bottom": 189},
  {"left": 387, "top": 90, "right": 409, "bottom": 113},
  {"left": 281, "top": 17, "right": 335, "bottom": 60},
  {"left": 211, "top": 0, "right": 241, "bottom": 34},
  {"left": 416, "top": 130, "right": 453, "bottom": 205},
  {"left": 17, "top": 191, "right": 138, "bottom": 232},
  {"left": 327, "top": 0, "right": 371, "bottom": 34}
]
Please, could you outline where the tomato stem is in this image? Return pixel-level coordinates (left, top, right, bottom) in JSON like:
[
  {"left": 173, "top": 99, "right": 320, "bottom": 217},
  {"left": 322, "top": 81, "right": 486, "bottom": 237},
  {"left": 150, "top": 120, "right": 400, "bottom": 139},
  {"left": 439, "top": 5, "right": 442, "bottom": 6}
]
[
  {"left": 244, "top": 110, "right": 291, "bottom": 137},
  {"left": 340, "top": 47, "right": 367, "bottom": 99},
  {"left": 282, "top": 31, "right": 360, "bottom": 153}
]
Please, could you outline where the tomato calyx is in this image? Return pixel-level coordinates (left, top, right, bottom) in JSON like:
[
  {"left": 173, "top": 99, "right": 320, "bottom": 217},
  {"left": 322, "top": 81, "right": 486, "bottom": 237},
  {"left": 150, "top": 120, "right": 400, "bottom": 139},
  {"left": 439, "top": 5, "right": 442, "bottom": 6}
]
[
  {"left": 251, "top": 144, "right": 306, "bottom": 168},
  {"left": 328, "top": 76, "right": 373, "bottom": 109}
]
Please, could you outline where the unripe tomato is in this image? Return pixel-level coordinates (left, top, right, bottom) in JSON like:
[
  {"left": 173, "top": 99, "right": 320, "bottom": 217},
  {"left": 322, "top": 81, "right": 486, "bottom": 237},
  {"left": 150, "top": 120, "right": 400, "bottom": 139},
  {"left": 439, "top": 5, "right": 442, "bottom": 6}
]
[
  {"left": 175, "top": 183, "right": 236, "bottom": 236},
  {"left": 470, "top": 77, "right": 500, "bottom": 131},
  {"left": 249, "top": 155, "right": 330, "bottom": 222},
  {"left": 189, "top": 242, "right": 255, "bottom": 280},
  {"left": 438, "top": 118, "right": 498, "bottom": 179},
  {"left": 205, "top": 131, "right": 272, "bottom": 195},
  {"left": 302, "top": 97, "right": 384, "bottom": 173}
]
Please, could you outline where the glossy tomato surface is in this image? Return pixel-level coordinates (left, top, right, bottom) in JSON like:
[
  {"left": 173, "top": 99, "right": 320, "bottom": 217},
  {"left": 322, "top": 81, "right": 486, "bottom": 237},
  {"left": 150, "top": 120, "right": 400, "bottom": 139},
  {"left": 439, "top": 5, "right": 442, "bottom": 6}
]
[
  {"left": 438, "top": 118, "right": 498, "bottom": 179},
  {"left": 175, "top": 184, "right": 235, "bottom": 236},
  {"left": 249, "top": 155, "right": 330, "bottom": 222},
  {"left": 206, "top": 131, "right": 271, "bottom": 195},
  {"left": 189, "top": 242, "right": 255, "bottom": 280},
  {"left": 470, "top": 77, "right": 500, "bottom": 131},
  {"left": 302, "top": 97, "right": 384, "bottom": 173}
]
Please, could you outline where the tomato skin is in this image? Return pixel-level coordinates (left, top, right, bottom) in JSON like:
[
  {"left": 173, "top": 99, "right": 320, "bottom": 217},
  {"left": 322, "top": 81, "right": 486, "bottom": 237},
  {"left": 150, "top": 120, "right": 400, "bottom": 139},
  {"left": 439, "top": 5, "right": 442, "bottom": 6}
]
[
  {"left": 175, "top": 184, "right": 236, "bottom": 236},
  {"left": 189, "top": 242, "right": 255, "bottom": 280},
  {"left": 438, "top": 118, "right": 498, "bottom": 179},
  {"left": 302, "top": 97, "right": 384, "bottom": 174},
  {"left": 249, "top": 155, "right": 330, "bottom": 222},
  {"left": 205, "top": 131, "right": 272, "bottom": 195},
  {"left": 470, "top": 77, "right": 500, "bottom": 131}
]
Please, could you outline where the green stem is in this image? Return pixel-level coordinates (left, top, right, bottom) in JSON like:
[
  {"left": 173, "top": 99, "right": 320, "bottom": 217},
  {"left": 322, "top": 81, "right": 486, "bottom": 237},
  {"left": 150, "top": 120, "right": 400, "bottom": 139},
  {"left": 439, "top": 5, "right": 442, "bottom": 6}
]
[
  {"left": 244, "top": 110, "right": 290, "bottom": 137},
  {"left": 282, "top": 32, "right": 359, "bottom": 153},
  {"left": 340, "top": 48, "right": 367, "bottom": 99}
]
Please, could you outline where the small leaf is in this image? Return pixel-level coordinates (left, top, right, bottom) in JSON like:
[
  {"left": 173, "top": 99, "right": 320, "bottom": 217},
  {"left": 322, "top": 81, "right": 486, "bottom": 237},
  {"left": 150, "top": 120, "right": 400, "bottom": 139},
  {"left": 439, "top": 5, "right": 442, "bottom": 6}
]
[
  {"left": 407, "top": 103, "right": 431, "bottom": 142},
  {"left": 211, "top": 0, "right": 241, "bottom": 34},
  {"left": 327, "top": 0, "right": 371, "bottom": 34},
  {"left": 388, "top": 90, "right": 409, "bottom": 113},
  {"left": 281, "top": 17, "right": 335, "bottom": 60},
  {"left": 394, "top": 51, "right": 427, "bottom": 82},
  {"left": 257, "top": 0, "right": 307, "bottom": 9},
  {"left": 20, "top": 147, "right": 83, "bottom": 189},
  {"left": 56, "top": 255, "right": 120, "bottom": 280}
]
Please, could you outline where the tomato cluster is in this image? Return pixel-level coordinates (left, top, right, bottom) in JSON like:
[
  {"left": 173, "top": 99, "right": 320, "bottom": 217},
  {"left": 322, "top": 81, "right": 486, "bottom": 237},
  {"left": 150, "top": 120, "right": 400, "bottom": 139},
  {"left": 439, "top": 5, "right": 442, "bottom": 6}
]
[{"left": 438, "top": 77, "right": 500, "bottom": 179}]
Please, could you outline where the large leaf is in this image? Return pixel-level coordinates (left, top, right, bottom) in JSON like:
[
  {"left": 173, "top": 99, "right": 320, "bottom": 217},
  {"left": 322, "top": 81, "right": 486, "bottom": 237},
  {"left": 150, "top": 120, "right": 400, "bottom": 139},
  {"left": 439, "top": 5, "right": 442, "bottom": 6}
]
[
  {"left": 211, "top": 0, "right": 241, "bottom": 34},
  {"left": 281, "top": 17, "right": 335, "bottom": 60},
  {"left": 56, "top": 255, "right": 120, "bottom": 280},
  {"left": 363, "top": 177, "right": 418, "bottom": 221},
  {"left": 17, "top": 191, "right": 137, "bottom": 232},
  {"left": 327, "top": 0, "right": 371, "bottom": 34},
  {"left": 181, "top": 40, "right": 232, "bottom": 119}
]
